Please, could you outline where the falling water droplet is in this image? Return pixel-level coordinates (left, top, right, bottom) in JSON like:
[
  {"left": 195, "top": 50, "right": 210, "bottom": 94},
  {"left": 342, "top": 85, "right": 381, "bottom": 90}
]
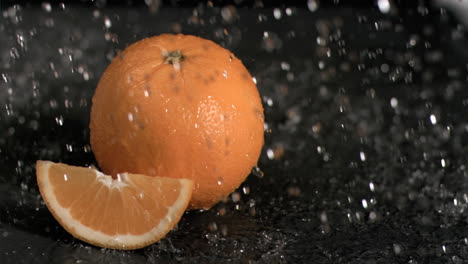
[
  {"left": 377, "top": 0, "right": 392, "bottom": 14},
  {"left": 104, "top": 16, "right": 112, "bottom": 28},
  {"left": 231, "top": 192, "right": 241, "bottom": 203},
  {"left": 390, "top": 97, "right": 398, "bottom": 108},
  {"left": 266, "top": 148, "right": 275, "bottom": 160},
  {"left": 66, "top": 144, "right": 73, "bottom": 152},
  {"left": 362, "top": 199, "right": 368, "bottom": 209},
  {"left": 145, "top": 0, "right": 161, "bottom": 13},
  {"left": 393, "top": 244, "right": 402, "bottom": 255},
  {"left": 55, "top": 116, "right": 64, "bottom": 126},
  {"left": 430, "top": 114, "right": 437, "bottom": 125},
  {"left": 360, "top": 151, "right": 366, "bottom": 162},
  {"left": 42, "top": 2, "right": 52, "bottom": 12},
  {"left": 307, "top": 0, "right": 319, "bottom": 12},
  {"left": 273, "top": 8, "right": 282, "bottom": 20},
  {"left": 252, "top": 166, "right": 264, "bottom": 178}
]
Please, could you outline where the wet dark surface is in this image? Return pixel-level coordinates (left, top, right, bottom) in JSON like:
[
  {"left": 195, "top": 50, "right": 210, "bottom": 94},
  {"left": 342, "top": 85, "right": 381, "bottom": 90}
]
[{"left": 2, "top": 2, "right": 468, "bottom": 263}]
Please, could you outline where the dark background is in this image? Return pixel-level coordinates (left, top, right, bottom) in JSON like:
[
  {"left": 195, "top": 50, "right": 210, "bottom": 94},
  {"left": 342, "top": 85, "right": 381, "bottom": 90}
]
[{"left": 1, "top": 0, "right": 468, "bottom": 263}]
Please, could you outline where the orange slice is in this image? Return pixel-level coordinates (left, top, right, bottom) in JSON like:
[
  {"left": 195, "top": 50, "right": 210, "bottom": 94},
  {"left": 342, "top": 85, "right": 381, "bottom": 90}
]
[{"left": 36, "top": 160, "right": 193, "bottom": 250}]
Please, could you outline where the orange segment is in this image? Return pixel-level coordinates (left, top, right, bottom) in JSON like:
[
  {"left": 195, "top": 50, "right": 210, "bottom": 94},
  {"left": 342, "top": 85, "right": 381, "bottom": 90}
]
[{"left": 36, "top": 160, "right": 193, "bottom": 250}]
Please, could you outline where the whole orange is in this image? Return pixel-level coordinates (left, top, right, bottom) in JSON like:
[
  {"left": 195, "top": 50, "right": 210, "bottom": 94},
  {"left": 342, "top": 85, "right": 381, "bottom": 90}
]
[{"left": 90, "top": 34, "right": 264, "bottom": 209}]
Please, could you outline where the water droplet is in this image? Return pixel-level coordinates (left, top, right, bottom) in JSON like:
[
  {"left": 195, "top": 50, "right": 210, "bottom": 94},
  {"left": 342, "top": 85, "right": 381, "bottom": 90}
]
[
  {"left": 217, "top": 177, "right": 223, "bottom": 185},
  {"left": 369, "top": 182, "right": 375, "bottom": 192},
  {"left": 63, "top": 174, "right": 68, "bottom": 181},
  {"left": 369, "top": 211, "right": 377, "bottom": 221},
  {"left": 221, "top": 5, "right": 238, "bottom": 23},
  {"left": 252, "top": 77, "right": 257, "bottom": 84},
  {"left": 377, "top": 0, "right": 391, "bottom": 14},
  {"left": 104, "top": 16, "right": 112, "bottom": 28},
  {"left": 307, "top": 0, "right": 319, "bottom": 12},
  {"left": 359, "top": 151, "right": 366, "bottom": 162},
  {"left": 223, "top": 70, "right": 228, "bottom": 78},
  {"left": 441, "top": 159, "right": 446, "bottom": 168},
  {"left": 361, "top": 199, "right": 368, "bottom": 209},
  {"left": 390, "top": 97, "right": 398, "bottom": 108},
  {"left": 220, "top": 225, "right": 228, "bottom": 236},
  {"left": 144, "top": 88, "right": 150, "bottom": 97},
  {"left": 145, "top": 0, "right": 161, "bottom": 13},
  {"left": 273, "top": 8, "right": 282, "bottom": 20},
  {"left": 83, "top": 145, "right": 91, "bottom": 153},
  {"left": 430, "top": 114, "right": 437, "bottom": 125},
  {"left": 55, "top": 116, "right": 64, "bottom": 126},
  {"left": 93, "top": 10, "right": 101, "bottom": 18},
  {"left": 262, "top": 32, "right": 282, "bottom": 52},
  {"left": 128, "top": 113, "right": 134, "bottom": 121},
  {"left": 266, "top": 148, "right": 275, "bottom": 160},
  {"left": 393, "top": 244, "right": 401, "bottom": 255},
  {"left": 280, "top": 62, "right": 290, "bottom": 71},
  {"left": 252, "top": 166, "right": 264, "bottom": 178},
  {"left": 231, "top": 192, "right": 241, "bottom": 203},
  {"left": 83, "top": 72, "right": 90, "bottom": 81},
  {"left": 287, "top": 186, "right": 301, "bottom": 197},
  {"left": 42, "top": 2, "right": 52, "bottom": 12},
  {"left": 317, "top": 146, "right": 323, "bottom": 154},
  {"left": 320, "top": 211, "right": 328, "bottom": 223},
  {"left": 242, "top": 186, "right": 250, "bottom": 195},
  {"left": 266, "top": 97, "right": 273, "bottom": 107},
  {"left": 65, "top": 144, "right": 73, "bottom": 152},
  {"left": 208, "top": 222, "right": 218, "bottom": 232}
]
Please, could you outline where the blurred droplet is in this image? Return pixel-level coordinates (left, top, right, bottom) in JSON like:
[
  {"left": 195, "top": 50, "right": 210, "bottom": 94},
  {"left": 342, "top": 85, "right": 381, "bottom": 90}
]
[
  {"left": 221, "top": 5, "right": 238, "bottom": 23},
  {"left": 307, "top": 0, "right": 319, "bottom": 12},
  {"left": 42, "top": 2, "right": 52, "bottom": 12},
  {"left": 273, "top": 8, "right": 282, "bottom": 20},
  {"left": 252, "top": 166, "right": 264, "bottom": 178},
  {"left": 390, "top": 97, "right": 398, "bottom": 108},
  {"left": 55, "top": 116, "right": 64, "bottom": 126},
  {"left": 393, "top": 244, "right": 402, "bottom": 254},
  {"left": 430, "top": 114, "right": 437, "bottom": 125},
  {"left": 262, "top": 32, "right": 282, "bottom": 52},
  {"left": 104, "top": 16, "right": 112, "bottom": 29},
  {"left": 287, "top": 186, "right": 301, "bottom": 197},
  {"left": 359, "top": 151, "right": 366, "bottom": 162},
  {"left": 145, "top": 0, "right": 161, "bottom": 14},
  {"left": 377, "top": 0, "right": 392, "bottom": 14},
  {"left": 362, "top": 199, "right": 368, "bottom": 209},
  {"left": 231, "top": 192, "right": 241, "bottom": 203}
]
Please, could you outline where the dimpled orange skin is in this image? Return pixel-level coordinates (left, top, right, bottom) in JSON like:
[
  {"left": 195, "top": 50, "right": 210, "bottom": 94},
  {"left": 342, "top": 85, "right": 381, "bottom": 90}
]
[{"left": 90, "top": 34, "right": 264, "bottom": 209}]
